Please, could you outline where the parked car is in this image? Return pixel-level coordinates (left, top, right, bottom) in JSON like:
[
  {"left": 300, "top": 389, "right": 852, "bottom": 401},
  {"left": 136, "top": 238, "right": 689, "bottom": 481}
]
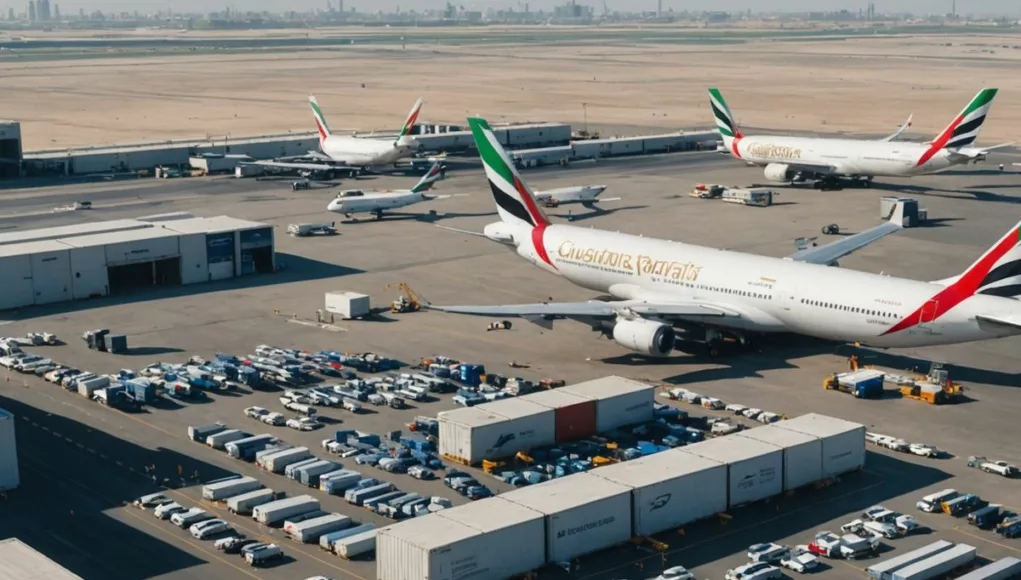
[
  {"left": 860, "top": 506, "right": 888, "bottom": 521},
  {"left": 780, "top": 547, "right": 820, "bottom": 573},
  {"left": 244, "top": 406, "right": 269, "bottom": 419},
  {"left": 286, "top": 417, "right": 321, "bottom": 431},
  {"left": 408, "top": 465, "right": 436, "bottom": 480},
  {"left": 725, "top": 403, "right": 748, "bottom": 415},
  {"left": 261, "top": 412, "right": 285, "bottom": 426},
  {"left": 133, "top": 493, "right": 171, "bottom": 509},
  {"left": 726, "top": 562, "right": 783, "bottom": 580},
  {"left": 466, "top": 486, "right": 493, "bottom": 500},
  {"left": 647, "top": 566, "right": 696, "bottom": 580},
  {"left": 741, "top": 408, "right": 763, "bottom": 420},
  {"left": 215, "top": 536, "right": 258, "bottom": 554},
  {"left": 154, "top": 502, "right": 187, "bottom": 520},
  {"left": 908, "top": 443, "right": 941, "bottom": 458},
  {"left": 190, "top": 519, "right": 231, "bottom": 539},
  {"left": 747, "top": 543, "right": 790, "bottom": 564}
]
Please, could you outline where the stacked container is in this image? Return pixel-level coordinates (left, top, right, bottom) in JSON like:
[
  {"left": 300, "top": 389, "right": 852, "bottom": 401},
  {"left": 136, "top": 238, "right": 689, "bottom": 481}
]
[
  {"left": 775, "top": 413, "right": 866, "bottom": 478},
  {"left": 681, "top": 436, "right": 783, "bottom": 508},
  {"left": 521, "top": 389, "right": 596, "bottom": 443},
  {"left": 558, "top": 376, "right": 656, "bottom": 432},
  {"left": 593, "top": 448, "right": 727, "bottom": 536},
  {"left": 736, "top": 425, "right": 823, "bottom": 491},
  {"left": 438, "top": 398, "right": 554, "bottom": 465}
]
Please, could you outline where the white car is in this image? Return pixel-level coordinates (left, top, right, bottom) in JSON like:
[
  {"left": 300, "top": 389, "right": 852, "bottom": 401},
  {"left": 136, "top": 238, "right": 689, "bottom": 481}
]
[
  {"left": 261, "top": 412, "right": 285, "bottom": 426},
  {"left": 647, "top": 566, "right": 695, "bottom": 580},
  {"left": 244, "top": 406, "right": 269, "bottom": 419},
  {"left": 154, "top": 502, "right": 186, "bottom": 520},
  {"left": 747, "top": 543, "right": 790, "bottom": 563},
  {"left": 701, "top": 397, "right": 725, "bottom": 410},
  {"left": 726, "top": 562, "right": 783, "bottom": 580},
  {"left": 725, "top": 403, "right": 748, "bottom": 415},
  {"left": 780, "top": 547, "right": 819, "bottom": 573},
  {"left": 711, "top": 422, "right": 742, "bottom": 436},
  {"left": 283, "top": 390, "right": 311, "bottom": 404},
  {"left": 842, "top": 519, "right": 897, "bottom": 539},
  {"left": 14, "top": 355, "right": 50, "bottom": 372},
  {"left": 757, "top": 412, "right": 781, "bottom": 424},
  {"left": 908, "top": 443, "right": 941, "bottom": 458},
  {"left": 0, "top": 353, "right": 29, "bottom": 369},
  {"left": 133, "top": 492, "right": 172, "bottom": 509},
  {"left": 861, "top": 505, "right": 888, "bottom": 521},
  {"left": 190, "top": 518, "right": 230, "bottom": 539},
  {"left": 286, "top": 417, "right": 321, "bottom": 431},
  {"left": 883, "top": 438, "right": 910, "bottom": 452},
  {"left": 742, "top": 408, "right": 763, "bottom": 420},
  {"left": 895, "top": 515, "right": 921, "bottom": 535}
]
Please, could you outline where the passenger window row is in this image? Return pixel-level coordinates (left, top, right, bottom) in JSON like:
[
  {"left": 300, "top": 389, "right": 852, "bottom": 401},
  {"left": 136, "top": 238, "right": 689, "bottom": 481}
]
[
  {"left": 801, "top": 298, "right": 897, "bottom": 319},
  {"left": 695, "top": 284, "right": 771, "bottom": 301}
]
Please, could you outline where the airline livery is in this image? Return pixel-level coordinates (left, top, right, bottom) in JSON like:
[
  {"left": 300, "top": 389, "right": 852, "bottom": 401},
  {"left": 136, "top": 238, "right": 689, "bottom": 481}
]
[
  {"left": 710, "top": 88, "right": 1011, "bottom": 188},
  {"left": 426, "top": 117, "right": 1021, "bottom": 358}
]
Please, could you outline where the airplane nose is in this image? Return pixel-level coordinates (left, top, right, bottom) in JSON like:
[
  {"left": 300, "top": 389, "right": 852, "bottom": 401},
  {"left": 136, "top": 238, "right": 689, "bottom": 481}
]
[{"left": 327, "top": 199, "right": 343, "bottom": 212}]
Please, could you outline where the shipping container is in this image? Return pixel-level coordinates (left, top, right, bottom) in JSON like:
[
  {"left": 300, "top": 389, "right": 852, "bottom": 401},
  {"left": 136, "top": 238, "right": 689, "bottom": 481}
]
[
  {"left": 254, "top": 444, "right": 291, "bottom": 463},
  {"left": 438, "top": 398, "right": 555, "bottom": 465},
  {"left": 226, "top": 434, "right": 277, "bottom": 460},
  {"left": 378, "top": 497, "right": 544, "bottom": 580},
  {"left": 522, "top": 389, "right": 596, "bottom": 443},
  {"left": 682, "top": 436, "right": 783, "bottom": 507},
  {"left": 320, "top": 470, "right": 362, "bottom": 494},
  {"left": 954, "top": 558, "right": 1021, "bottom": 580},
  {"left": 346, "top": 482, "right": 396, "bottom": 507},
  {"left": 891, "top": 544, "right": 977, "bottom": 580},
  {"left": 188, "top": 423, "right": 227, "bottom": 442},
  {"left": 259, "top": 447, "right": 312, "bottom": 473},
  {"left": 294, "top": 460, "right": 338, "bottom": 487},
  {"left": 227, "top": 488, "right": 276, "bottom": 515},
  {"left": 502, "top": 471, "right": 632, "bottom": 563},
  {"left": 776, "top": 413, "right": 866, "bottom": 478},
  {"left": 867, "top": 540, "right": 956, "bottom": 580},
  {"left": 252, "top": 495, "right": 320, "bottom": 525},
  {"left": 0, "top": 408, "right": 19, "bottom": 492},
  {"left": 324, "top": 291, "right": 370, "bottom": 319},
  {"left": 206, "top": 429, "right": 248, "bottom": 449},
  {"left": 334, "top": 528, "right": 377, "bottom": 559},
  {"left": 285, "top": 458, "right": 321, "bottom": 478},
  {"left": 202, "top": 476, "right": 262, "bottom": 501},
  {"left": 286, "top": 513, "right": 353, "bottom": 543},
  {"left": 736, "top": 426, "right": 823, "bottom": 491},
  {"left": 594, "top": 448, "right": 727, "bottom": 536},
  {"left": 559, "top": 376, "right": 655, "bottom": 432},
  {"left": 321, "top": 523, "right": 377, "bottom": 552}
]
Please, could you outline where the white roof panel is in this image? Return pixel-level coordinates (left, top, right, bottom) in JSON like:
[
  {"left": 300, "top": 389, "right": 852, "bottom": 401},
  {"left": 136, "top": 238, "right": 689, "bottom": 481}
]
[
  {"left": 736, "top": 425, "right": 819, "bottom": 448},
  {"left": 682, "top": 435, "right": 782, "bottom": 464},
  {"left": 560, "top": 375, "right": 654, "bottom": 400},
  {"left": 522, "top": 388, "right": 592, "bottom": 409},
  {"left": 0, "top": 538, "right": 84, "bottom": 580},
  {"left": 0, "top": 239, "right": 71, "bottom": 258},
  {"left": 594, "top": 447, "right": 725, "bottom": 488},
  {"left": 59, "top": 226, "right": 180, "bottom": 249},
  {"left": 437, "top": 497, "right": 543, "bottom": 534},
  {"left": 0, "top": 219, "right": 151, "bottom": 246},
  {"left": 501, "top": 471, "right": 631, "bottom": 514},
  {"left": 163, "top": 215, "right": 269, "bottom": 234},
  {"left": 379, "top": 512, "right": 479, "bottom": 548},
  {"left": 437, "top": 406, "right": 512, "bottom": 428},
  {"left": 778, "top": 414, "right": 865, "bottom": 438},
  {"left": 474, "top": 397, "right": 554, "bottom": 421}
]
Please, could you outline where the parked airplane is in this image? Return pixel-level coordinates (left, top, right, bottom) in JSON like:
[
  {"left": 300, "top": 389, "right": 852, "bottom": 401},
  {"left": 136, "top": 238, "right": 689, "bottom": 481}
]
[
  {"left": 423, "top": 117, "right": 1021, "bottom": 358},
  {"left": 711, "top": 87, "right": 1011, "bottom": 189},
  {"left": 249, "top": 95, "right": 425, "bottom": 175},
  {"left": 326, "top": 162, "right": 450, "bottom": 219},
  {"left": 533, "top": 185, "right": 619, "bottom": 208}
]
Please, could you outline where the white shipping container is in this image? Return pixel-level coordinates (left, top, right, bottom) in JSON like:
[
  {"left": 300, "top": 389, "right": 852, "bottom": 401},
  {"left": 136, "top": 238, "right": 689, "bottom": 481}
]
[
  {"left": 438, "top": 399, "right": 555, "bottom": 465},
  {"left": 206, "top": 429, "right": 248, "bottom": 450},
  {"left": 202, "top": 476, "right": 262, "bottom": 501},
  {"left": 287, "top": 513, "right": 352, "bottom": 543},
  {"left": 955, "top": 557, "right": 1021, "bottom": 580},
  {"left": 776, "top": 414, "right": 866, "bottom": 478},
  {"left": 0, "top": 408, "right": 19, "bottom": 491},
  {"left": 324, "top": 291, "right": 370, "bottom": 319},
  {"left": 260, "top": 447, "right": 312, "bottom": 473},
  {"left": 594, "top": 448, "right": 727, "bottom": 536},
  {"left": 736, "top": 426, "right": 823, "bottom": 491},
  {"left": 227, "top": 488, "right": 275, "bottom": 515},
  {"left": 559, "top": 376, "right": 655, "bottom": 432},
  {"left": 682, "top": 436, "right": 783, "bottom": 507},
  {"left": 501, "top": 472, "right": 632, "bottom": 563},
  {"left": 892, "top": 544, "right": 977, "bottom": 580},
  {"left": 334, "top": 529, "right": 377, "bottom": 559},
  {"left": 868, "top": 540, "right": 955, "bottom": 580},
  {"left": 252, "top": 495, "right": 320, "bottom": 525},
  {"left": 378, "top": 498, "right": 544, "bottom": 580}
]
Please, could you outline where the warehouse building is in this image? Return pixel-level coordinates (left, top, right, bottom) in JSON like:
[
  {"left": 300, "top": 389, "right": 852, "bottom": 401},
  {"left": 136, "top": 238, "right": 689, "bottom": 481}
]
[
  {"left": 0, "top": 120, "right": 22, "bottom": 180},
  {"left": 0, "top": 539, "right": 83, "bottom": 579},
  {"left": 0, "top": 214, "right": 274, "bottom": 310}
]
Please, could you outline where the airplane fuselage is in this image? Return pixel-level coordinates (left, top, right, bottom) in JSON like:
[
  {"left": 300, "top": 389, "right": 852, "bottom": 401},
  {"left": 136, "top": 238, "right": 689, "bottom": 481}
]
[
  {"left": 732, "top": 135, "right": 959, "bottom": 177},
  {"left": 328, "top": 191, "right": 426, "bottom": 214},
  {"left": 534, "top": 185, "right": 608, "bottom": 206},
  {"left": 321, "top": 135, "right": 416, "bottom": 166},
  {"left": 505, "top": 223, "right": 1021, "bottom": 348}
]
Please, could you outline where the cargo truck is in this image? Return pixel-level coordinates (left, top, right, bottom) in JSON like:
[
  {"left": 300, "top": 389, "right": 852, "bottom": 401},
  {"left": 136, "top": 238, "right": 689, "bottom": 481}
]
[
  {"left": 955, "top": 557, "right": 1021, "bottom": 580},
  {"left": 319, "top": 523, "right": 376, "bottom": 553},
  {"left": 227, "top": 489, "right": 276, "bottom": 515},
  {"left": 283, "top": 510, "right": 329, "bottom": 530},
  {"left": 969, "top": 505, "right": 1011, "bottom": 530},
  {"left": 202, "top": 476, "right": 263, "bottom": 501},
  {"left": 346, "top": 482, "right": 396, "bottom": 506},
  {"left": 890, "top": 544, "right": 976, "bottom": 580},
  {"left": 334, "top": 528, "right": 377, "bottom": 559},
  {"left": 365, "top": 491, "right": 407, "bottom": 512},
  {"left": 252, "top": 495, "right": 320, "bottom": 525},
  {"left": 226, "top": 434, "right": 278, "bottom": 460},
  {"left": 943, "top": 494, "right": 987, "bottom": 517},
  {"left": 284, "top": 458, "right": 321, "bottom": 479},
  {"left": 206, "top": 429, "right": 249, "bottom": 450},
  {"left": 259, "top": 447, "right": 313, "bottom": 473},
  {"left": 823, "top": 370, "right": 885, "bottom": 399},
  {"left": 322, "top": 471, "right": 363, "bottom": 495},
  {"left": 867, "top": 540, "right": 955, "bottom": 580},
  {"left": 997, "top": 516, "right": 1021, "bottom": 539},
  {"left": 287, "top": 514, "right": 353, "bottom": 543}
]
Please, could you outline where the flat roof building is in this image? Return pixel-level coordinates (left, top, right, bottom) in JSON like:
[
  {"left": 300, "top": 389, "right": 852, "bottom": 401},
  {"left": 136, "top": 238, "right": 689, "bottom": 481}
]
[{"left": 0, "top": 538, "right": 84, "bottom": 580}]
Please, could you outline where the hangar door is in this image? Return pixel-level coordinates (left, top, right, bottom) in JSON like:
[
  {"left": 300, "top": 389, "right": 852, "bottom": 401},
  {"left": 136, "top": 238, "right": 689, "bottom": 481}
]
[
  {"left": 31, "top": 250, "right": 72, "bottom": 305},
  {"left": 0, "top": 255, "right": 35, "bottom": 310},
  {"left": 105, "top": 237, "right": 181, "bottom": 295},
  {"left": 206, "top": 232, "right": 235, "bottom": 281},
  {"left": 239, "top": 228, "right": 274, "bottom": 275}
]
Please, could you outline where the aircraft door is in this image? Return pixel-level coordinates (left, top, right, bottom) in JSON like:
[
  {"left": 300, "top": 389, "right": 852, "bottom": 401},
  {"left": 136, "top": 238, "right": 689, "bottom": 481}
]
[
  {"left": 918, "top": 299, "right": 939, "bottom": 333},
  {"left": 775, "top": 287, "right": 796, "bottom": 311}
]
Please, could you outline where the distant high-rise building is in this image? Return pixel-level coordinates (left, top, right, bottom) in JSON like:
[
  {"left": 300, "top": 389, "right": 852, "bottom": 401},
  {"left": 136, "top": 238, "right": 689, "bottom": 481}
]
[
  {"left": 27, "top": 0, "right": 35, "bottom": 21},
  {"left": 6, "top": 7, "right": 11, "bottom": 20},
  {"left": 53, "top": 3, "right": 59, "bottom": 19},
  {"left": 37, "top": 0, "right": 49, "bottom": 20},
  {"left": 657, "top": 0, "right": 662, "bottom": 17}
]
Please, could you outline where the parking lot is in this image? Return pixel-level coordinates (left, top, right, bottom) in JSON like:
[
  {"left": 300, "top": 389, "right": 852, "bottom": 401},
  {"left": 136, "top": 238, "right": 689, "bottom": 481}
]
[{"left": 2, "top": 149, "right": 1021, "bottom": 580}]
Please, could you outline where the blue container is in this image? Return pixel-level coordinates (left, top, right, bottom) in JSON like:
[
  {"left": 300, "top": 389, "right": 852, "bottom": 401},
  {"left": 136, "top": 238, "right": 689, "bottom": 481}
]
[
  {"left": 108, "top": 334, "right": 128, "bottom": 354},
  {"left": 334, "top": 429, "right": 356, "bottom": 444}
]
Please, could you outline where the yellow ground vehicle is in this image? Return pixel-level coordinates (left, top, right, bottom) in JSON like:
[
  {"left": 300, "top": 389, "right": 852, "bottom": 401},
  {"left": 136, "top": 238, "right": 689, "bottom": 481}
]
[
  {"left": 900, "top": 362, "right": 964, "bottom": 405},
  {"left": 386, "top": 283, "right": 422, "bottom": 313}
]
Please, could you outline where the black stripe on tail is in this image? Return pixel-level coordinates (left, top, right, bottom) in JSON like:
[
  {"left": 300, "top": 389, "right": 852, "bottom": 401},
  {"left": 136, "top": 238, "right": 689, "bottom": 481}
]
[
  {"left": 710, "top": 102, "right": 736, "bottom": 134},
  {"left": 978, "top": 283, "right": 1021, "bottom": 298},
  {"left": 490, "top": 180, "right": 536, "bottom": 227},
  {"left": 980, "top": 259, "right": 1021, "bottom": 287}
]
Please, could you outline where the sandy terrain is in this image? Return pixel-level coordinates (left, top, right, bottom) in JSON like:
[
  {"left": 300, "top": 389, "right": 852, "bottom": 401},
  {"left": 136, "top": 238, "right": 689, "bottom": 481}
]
[{"left": 3, "top": 29, "right": 1020, "bottom": 150}]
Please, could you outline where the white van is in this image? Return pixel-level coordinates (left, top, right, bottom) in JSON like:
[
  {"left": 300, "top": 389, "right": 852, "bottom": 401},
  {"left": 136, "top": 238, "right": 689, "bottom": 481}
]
[
  {"left": 171, "top": 508, "right": 212, "bottom": 528},
  {"left": 916, "top": 489, "right": 957, "bottom": 513}
]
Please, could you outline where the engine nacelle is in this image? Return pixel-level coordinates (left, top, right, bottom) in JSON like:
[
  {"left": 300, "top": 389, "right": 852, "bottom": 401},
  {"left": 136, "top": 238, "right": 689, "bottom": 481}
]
[
  {"left": 764, "top": 163, "right": 795, "bottom": 183},
  {"left": 612, "top": 319, "right": 676, "bottom": 357}
]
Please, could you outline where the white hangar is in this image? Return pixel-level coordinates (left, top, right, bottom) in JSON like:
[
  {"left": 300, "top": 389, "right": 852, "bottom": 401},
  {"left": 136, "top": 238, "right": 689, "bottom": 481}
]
[{"left": 0, "top": 213, "right": 275, "bottom": 311}]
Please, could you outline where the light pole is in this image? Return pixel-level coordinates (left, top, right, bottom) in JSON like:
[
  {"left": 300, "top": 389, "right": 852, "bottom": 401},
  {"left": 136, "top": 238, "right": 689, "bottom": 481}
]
[{"left": 582, "top": 102, "right": 588, "bottom": 135}]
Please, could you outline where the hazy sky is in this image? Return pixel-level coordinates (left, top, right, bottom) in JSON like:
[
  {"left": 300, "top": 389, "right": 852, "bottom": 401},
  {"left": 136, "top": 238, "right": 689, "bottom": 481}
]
[{"left": 6, "top": 0, "right": 1016, "bottom": 16}]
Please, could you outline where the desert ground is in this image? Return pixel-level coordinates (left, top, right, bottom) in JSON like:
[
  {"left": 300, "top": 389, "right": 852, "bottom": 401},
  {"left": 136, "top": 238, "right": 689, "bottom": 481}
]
[{"left": 3, "top": 27, "right": 1021, "bottom": 149}]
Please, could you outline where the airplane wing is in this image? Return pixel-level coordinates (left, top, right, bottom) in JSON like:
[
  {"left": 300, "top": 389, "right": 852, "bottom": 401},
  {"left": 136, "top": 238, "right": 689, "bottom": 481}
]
[
  {"left": 947, "top": 142, "right": 1015, "bottom": 162},
  {"left": 781, "top": 162, "right": 841, "bottom": 176},
  {"left": 786, "top": 220, "right": 902, "bottom": 265},
  {"left": 976, "top": 314, "right": 1021, "bottom": 331},
  {"left": 424, "top": 299, "right": 733, "bottom": 320},
  {"left": 880, "top": 114, "right": 913, "bottom": 142}
]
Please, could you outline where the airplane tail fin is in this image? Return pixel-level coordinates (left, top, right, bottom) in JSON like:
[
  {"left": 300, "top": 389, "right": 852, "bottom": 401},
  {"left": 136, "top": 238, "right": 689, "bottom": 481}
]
[
  {"left": 952, "top": 220, "right": 1021, "bottom": 298},
  {"left": 933, "top": 88, "right": 998, "bottom": 150},
  {"left": 309, "top": 95, "right": 332, "bottom": 148},
  {"left": 410, "top": 162, "right": 445, "bottom": 193},
  {"left": 708, "top": 88, "right": 743, "bottom": 153},
  {"left": 395, "top": 97, "right": 425, "bottom": 146},
  {"left": 467, "top": 116, "right": 550, "bottom": 229}
]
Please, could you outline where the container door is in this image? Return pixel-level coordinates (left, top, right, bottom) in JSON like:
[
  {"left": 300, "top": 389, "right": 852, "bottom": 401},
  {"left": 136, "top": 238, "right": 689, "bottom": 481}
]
[{"left": 554, "top": 402, "right": 596, "bottom": 443}]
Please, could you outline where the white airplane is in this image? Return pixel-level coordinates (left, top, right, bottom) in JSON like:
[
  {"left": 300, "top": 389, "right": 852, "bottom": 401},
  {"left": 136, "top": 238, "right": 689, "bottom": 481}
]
[
  {"left": 423, "top": 117, "right": 1021, "bottom": 358},
  {"left": 248, "top": 95, "right": 425, "bottom": 175},
  {"left": 533, "top": 185, "right": 619, "bottom": 208},
  {"left": 710, "top": 87, "right": 1012, "bottom": 189},
  {"left": 326, "top": 162, "right": 451, "bottom": 219}
]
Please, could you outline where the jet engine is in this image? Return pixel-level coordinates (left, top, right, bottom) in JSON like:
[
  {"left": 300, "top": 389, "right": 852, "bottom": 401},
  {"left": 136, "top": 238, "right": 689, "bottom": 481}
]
[
  {"left": 612, "top": 319, "right": 676, "bottom": 357},
  {"left": 764, "top": 163, "right": 795, "bottom": 183}
]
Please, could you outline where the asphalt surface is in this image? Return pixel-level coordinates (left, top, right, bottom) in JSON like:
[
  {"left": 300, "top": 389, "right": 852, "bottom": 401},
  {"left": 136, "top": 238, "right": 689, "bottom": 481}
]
[{"left": 1, "top": 147, "right": 1021, "bottom": 580}]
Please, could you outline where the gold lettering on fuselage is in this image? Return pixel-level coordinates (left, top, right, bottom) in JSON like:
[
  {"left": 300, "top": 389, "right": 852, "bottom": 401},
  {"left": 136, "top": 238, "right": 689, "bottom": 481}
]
[
  {"left": 746, "top": 143, "right": 803, "bottom": 160},
  {"left": 556, "top": 241, "right": 702, "bottom": 281}
]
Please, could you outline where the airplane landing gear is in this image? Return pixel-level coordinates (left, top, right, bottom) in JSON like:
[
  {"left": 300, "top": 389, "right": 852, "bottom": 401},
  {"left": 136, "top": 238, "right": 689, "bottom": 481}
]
[{"left": 374, "top": 209, "right": 384, "bottom": 220}]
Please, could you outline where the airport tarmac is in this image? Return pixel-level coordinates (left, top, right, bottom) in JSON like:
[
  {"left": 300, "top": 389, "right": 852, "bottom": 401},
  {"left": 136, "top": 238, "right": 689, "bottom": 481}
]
[{"left": 1, "top": 149, "right": 1020, "bottom": 580}]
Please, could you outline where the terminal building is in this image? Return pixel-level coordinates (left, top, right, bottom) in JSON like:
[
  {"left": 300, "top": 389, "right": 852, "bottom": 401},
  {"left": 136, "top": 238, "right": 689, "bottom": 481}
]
[{"left": 0, "top": 213, "right": 275, "bottom": 311}]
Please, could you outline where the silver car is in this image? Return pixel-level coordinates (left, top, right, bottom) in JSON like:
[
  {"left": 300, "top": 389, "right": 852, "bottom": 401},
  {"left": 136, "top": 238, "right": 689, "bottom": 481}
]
[{"left": 727, "top": 562, "right": 783, "bottom": 580}]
